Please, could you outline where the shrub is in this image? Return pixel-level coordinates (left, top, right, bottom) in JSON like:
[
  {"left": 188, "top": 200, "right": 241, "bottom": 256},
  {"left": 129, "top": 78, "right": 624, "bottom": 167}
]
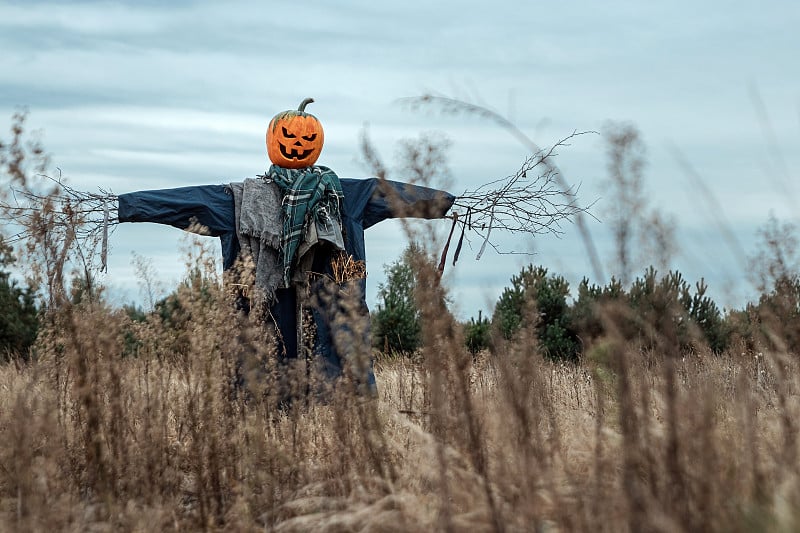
[
  {"left": 493, "top": 265, "right": 580, "bottom": 362},
  {"left": 743, "top": 214, "right": 800, "bottom": 353},
  {"left": 572, "top": 276, "right": 625, "bottom": 346},
  {"left": 686, "top": 278, "right": 730, "bottom": 353},
  {"left": 574, "top": 268, "right": 730, "bottom": 355},
  {"left": 729, "top": 276, "right": 800, "bottom": 354},
  {"left": 464, "top": 310, "right": 490, "bottom": 355},
  {"left": 627, "top": 268, "right": 695, "bottom": 352}
]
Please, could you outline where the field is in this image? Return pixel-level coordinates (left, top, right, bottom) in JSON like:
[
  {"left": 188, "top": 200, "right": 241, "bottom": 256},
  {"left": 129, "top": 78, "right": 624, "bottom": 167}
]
[
  {"left": 1, "top": 253, "right": 799, "bottom": 533},
  {"left": 2, "top": 113, "right": 800, "bottom": 532}
]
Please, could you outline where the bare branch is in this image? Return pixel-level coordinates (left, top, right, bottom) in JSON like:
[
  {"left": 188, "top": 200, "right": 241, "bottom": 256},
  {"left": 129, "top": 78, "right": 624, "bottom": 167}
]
[
  {"left": 399, "top": 93, "right": 604, "bottom": 278},
  {"left": 448, "top": 132, "right": 593, "bottom": 258},
  {"left": 0, "top": 170, "right": 118, "bottom": 245},
  {"left": 0, "top": 167, "right": 117, "bottom": 304}
]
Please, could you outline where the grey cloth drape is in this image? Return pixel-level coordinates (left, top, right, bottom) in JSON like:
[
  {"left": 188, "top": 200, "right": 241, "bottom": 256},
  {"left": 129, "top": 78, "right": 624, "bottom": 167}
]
[{"left": 229, "top": 178, "right": 284, "bottom": 301}]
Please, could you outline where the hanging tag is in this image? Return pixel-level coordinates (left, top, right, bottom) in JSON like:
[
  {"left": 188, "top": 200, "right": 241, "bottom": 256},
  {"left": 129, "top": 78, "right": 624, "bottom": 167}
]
[
  {"left": 437, "top": 213, "right": 458, "bottom": 275},
  {"left": 101, "top": 199, "right": 109, "bottom": 272},
  {"left": 453, "top": 207, "right": 469, "bottom": 265}
]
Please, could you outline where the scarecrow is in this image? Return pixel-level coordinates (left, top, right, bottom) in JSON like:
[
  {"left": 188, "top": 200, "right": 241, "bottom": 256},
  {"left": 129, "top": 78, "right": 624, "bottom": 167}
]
[
  {"left": 117, "top": 98, "right": 455, "bottom": 393},
  {"left": 2, "top": 96, "right": 589, "bottom": 395}
]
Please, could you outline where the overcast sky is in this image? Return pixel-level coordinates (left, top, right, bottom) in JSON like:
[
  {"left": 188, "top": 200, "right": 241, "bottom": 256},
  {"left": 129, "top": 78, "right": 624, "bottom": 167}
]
[{"left": 1, "top": 0, "right": 799, "bottom": 318}]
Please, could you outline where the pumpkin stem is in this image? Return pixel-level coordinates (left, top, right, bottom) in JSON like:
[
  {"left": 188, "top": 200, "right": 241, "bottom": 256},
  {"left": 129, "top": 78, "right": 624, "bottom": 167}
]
[{"left": 298, "top": 98, "right": 314, "bottom": 112}]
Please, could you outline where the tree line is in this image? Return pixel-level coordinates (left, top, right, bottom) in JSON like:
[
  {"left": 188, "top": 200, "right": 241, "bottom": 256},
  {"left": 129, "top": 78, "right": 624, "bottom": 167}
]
[{"left": 372, "top": 238, "right": 800, "bottom": 361}]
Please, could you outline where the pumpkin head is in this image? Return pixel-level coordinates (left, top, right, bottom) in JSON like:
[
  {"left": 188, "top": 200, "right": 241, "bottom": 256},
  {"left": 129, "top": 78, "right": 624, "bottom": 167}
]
[{"left": 266, "top": 98, "right": 325, "bottom": 169}]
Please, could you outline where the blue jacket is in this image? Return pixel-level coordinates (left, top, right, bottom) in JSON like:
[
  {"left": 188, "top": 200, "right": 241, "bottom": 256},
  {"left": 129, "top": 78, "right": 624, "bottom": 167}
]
[{"left": 118, "top": 177, "right": 455, "bottom": 389}]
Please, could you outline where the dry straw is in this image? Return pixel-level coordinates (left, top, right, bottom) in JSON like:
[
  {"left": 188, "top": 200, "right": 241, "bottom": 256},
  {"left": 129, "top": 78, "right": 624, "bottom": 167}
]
[{"left": 331, "top": 253, "right": 367, "bottom": 284}]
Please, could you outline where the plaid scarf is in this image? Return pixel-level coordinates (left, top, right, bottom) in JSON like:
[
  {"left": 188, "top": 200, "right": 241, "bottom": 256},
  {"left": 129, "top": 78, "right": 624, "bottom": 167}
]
[{"left": 267, "top": 164, "right": 344, "bottom": 285}]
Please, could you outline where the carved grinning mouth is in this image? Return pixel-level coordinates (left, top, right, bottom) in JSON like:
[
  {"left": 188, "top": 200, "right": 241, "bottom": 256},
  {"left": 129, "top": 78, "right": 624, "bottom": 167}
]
[{"left": 279, "top": 143, "right": 315, "bottom": 160}]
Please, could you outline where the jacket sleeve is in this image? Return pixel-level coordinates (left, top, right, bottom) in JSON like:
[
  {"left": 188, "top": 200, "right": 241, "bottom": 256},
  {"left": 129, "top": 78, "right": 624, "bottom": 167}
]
[
  {"left": 348, "top": 178, "right": 455, "bottom": 229},
  {"left": 117, "top": 184, "right": 236, "bottom": 236}
]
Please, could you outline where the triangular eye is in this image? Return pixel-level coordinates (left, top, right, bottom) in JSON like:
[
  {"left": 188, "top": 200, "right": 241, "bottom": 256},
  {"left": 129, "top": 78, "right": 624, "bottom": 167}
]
[
  {"left": 282, "top": 126, "right": 296, "bottom": 138},
  {"left": 302, "top": 133, "right": 317, "bottom": 142}
]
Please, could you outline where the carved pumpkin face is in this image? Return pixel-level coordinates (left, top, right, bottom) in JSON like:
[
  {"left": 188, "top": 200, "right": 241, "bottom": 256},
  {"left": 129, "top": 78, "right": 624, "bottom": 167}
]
[{"left": 266, "top": 98, "right": 324, "bottom": 169}]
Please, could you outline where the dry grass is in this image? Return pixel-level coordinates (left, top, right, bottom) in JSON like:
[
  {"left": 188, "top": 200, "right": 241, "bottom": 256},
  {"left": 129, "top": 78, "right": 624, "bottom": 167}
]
[
  {"left": 3, "top": 111, "right": 800, "bottom": 531},
  {"left": 1, "top": 254, "right": 800, "bottom": 533}
]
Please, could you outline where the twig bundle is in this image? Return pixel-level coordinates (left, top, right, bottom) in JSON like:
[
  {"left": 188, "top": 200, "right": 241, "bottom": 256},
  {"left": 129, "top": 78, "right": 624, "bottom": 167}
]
[
  {"left": 401, "top": 93, "right": 603, "bottom": 277},
  {"left": 0, "top": 170, "right": 118, "bottom": 287},
  {"left": 451, "top": 132, "right": 593, "bottom": 259},
  {"left": 1, "top": 171, "right": 118, "bottom": 245}
]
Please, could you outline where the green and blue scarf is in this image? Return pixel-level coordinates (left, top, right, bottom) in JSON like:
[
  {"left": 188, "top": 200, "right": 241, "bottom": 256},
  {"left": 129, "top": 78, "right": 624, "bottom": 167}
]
[{"left": 267, "top": 164, "right": 344, "bottom": 285}]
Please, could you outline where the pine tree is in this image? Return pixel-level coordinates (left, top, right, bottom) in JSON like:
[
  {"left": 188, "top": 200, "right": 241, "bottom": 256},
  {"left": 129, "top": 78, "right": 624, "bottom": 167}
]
[{"left": 372, "top": 244, "right": 422, "bottom": 355}]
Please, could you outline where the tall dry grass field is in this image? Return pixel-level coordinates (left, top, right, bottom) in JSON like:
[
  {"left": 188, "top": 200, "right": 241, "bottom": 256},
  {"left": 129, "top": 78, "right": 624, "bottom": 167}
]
[
  {"left": 3, "top": 112, "right": 799, "bottom": 531},
  {"left": 1, "top": 246, "right": 799, "bottom": 532}
]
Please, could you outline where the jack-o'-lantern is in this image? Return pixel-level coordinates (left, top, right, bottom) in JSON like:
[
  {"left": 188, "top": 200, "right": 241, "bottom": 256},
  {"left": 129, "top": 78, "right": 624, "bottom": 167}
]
[{"left": 266, "top": 98, "right": 324, "bottom": 169}]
